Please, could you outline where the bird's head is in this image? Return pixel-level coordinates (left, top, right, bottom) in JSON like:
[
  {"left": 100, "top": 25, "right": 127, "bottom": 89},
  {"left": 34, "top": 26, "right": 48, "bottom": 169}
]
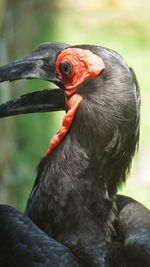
[{"left": 0, "top": 42, "right": 140, "bottom": 194}]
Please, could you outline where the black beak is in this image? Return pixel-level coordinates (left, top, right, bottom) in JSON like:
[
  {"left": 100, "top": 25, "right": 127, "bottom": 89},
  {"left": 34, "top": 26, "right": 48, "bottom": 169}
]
[{"left": 0, "top": 42, "right": 69, "bottom": 117}]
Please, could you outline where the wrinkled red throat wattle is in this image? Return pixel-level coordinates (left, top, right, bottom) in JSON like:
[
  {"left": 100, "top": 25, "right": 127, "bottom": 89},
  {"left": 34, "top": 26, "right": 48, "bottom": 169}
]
[
  {"left": 46, "top": 94, "right": 83, "bottom": 156},
  {"left": 46, "top": 48, "right": 105, "bottom": 156}
]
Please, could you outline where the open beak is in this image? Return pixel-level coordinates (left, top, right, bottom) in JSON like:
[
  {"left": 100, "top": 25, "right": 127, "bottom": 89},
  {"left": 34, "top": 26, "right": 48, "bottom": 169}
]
[{"left": 0, "top": 42, "right": 69, "bottom": 117}]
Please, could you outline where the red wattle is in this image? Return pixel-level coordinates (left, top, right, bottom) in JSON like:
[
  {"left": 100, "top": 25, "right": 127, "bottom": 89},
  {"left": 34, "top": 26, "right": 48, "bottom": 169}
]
[{"left": 46, "top": 94, "right": 83, "bottom": 156}]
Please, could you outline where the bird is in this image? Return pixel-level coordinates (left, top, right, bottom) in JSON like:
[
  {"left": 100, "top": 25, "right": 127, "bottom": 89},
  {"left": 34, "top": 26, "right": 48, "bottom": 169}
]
[{"left": 0, "top": 42, "right": 150, "bottom": 267}]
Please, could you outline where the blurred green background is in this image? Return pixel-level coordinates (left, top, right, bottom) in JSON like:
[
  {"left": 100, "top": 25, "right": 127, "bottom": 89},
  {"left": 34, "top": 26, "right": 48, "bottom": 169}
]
[{"left": 0, "top": 0, "right": 150, "bottom": 211}]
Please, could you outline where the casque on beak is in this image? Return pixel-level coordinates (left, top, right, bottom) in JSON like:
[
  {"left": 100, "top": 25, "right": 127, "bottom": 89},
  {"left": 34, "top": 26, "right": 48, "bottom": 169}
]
[{"left": 0, "top": 42, "right": 69, "bottom": 118}]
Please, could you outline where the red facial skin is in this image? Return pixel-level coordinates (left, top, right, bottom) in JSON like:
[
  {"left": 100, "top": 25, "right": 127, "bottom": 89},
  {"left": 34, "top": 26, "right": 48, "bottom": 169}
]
[
  {"left": 56, "top": 48, "right": 105, "bottom": 96},
  {"left": 46, "top": 48, "right": 105, "bottom": 156}
]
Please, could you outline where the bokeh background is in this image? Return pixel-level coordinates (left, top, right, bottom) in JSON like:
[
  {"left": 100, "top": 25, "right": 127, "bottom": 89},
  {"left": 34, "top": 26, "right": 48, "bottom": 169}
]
[{"left": 0, "top": 0, "right": 150, "bottom": 211}]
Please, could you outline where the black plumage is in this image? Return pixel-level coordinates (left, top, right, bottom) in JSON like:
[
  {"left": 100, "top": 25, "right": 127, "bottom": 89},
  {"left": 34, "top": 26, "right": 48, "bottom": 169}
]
[
  {"left": 0, "top": 42, "right": 149, "bottom": 267},
  {"left": 0, "top": 205, "right": 82, "bottom": 267}
]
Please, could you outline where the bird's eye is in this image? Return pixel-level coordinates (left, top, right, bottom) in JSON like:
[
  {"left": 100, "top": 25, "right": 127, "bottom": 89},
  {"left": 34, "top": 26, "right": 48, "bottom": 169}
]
[{"left": 59, "top": 60, "right": 72, "bottom": 76}]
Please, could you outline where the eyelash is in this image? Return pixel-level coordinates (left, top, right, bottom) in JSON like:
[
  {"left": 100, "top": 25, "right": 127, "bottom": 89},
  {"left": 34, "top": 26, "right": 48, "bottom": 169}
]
[{"left": 59, "top": 60, "right": 72, "bottom": 76}]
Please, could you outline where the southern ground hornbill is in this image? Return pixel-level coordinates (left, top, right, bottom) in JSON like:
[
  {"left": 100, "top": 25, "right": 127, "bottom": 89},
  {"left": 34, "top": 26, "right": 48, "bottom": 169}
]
[{"left": 0, "top": 42, "right": 150, "bottom": 267}]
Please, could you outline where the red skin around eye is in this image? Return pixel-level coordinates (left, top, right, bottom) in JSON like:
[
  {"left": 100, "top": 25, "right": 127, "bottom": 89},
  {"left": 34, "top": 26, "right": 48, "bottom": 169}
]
[
  {"left": 46, "top": 48, "right": 105, "bottom": 156},
  {"left": 56, "top": 48, "right": 105, "bottom": 96}
]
